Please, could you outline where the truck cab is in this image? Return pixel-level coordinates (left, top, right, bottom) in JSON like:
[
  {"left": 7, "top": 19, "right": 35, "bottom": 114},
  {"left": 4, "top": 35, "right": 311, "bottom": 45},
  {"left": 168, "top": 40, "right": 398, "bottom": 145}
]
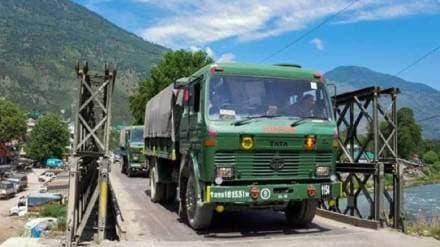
[
  {"left": 119, "top": 126, "right": 148, "bottom": 177},
  {"left": 145, "top": 63, "right": 341, "bottom": 229}
]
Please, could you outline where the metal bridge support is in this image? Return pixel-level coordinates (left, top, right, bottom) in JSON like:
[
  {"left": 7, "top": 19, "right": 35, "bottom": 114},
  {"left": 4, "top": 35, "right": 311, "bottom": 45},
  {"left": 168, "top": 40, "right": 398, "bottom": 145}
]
[
  {"left": 321, "top": 87, "right": 402, "bottom": 229},
  {"left": 66, "top": 62, "right": 116, "bottom": 246}
]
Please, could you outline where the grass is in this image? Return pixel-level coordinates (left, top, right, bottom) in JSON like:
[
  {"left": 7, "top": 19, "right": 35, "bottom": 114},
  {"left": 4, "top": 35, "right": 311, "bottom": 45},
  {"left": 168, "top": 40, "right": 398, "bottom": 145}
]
[
  {"left": 39, "top": 204, "right": 67, "bottom": 232},
  {"left": 405, "top": 217, "right": 440, "bottom": 240}
]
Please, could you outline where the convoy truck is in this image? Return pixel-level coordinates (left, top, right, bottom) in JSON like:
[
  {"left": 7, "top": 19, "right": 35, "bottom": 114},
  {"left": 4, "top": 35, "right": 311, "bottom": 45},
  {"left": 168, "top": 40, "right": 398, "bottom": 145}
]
[
  {"left": 120, "top": 126, "right": 148, "bottom": 177},
  {"left": 143, "top": 63, "right": 341, "bottom": 229}
]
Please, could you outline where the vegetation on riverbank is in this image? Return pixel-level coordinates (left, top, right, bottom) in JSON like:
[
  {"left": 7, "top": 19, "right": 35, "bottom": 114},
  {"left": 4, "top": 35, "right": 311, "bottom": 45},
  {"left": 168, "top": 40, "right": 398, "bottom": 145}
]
[
  {"left": 405, "top": 219, "right": 440, "bottom": 240},
  {"left": 411, "top": 150, "right": 440, "bottom": 186}
]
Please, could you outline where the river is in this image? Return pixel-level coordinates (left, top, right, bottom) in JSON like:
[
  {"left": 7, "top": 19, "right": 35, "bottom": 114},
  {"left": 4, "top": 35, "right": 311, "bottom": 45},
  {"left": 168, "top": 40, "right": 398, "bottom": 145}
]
[
  {"left": 336, "top": 183, "right": 440, "bottom": 222},
  {"left": 405, "top": 183, "right": 440, "bottom": 221}
]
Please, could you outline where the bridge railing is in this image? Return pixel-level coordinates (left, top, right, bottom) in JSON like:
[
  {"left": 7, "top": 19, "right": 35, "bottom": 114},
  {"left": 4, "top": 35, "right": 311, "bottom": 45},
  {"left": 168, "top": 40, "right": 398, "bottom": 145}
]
[{"left": 320, "top": 87, "right": 403, "bottom": 229}]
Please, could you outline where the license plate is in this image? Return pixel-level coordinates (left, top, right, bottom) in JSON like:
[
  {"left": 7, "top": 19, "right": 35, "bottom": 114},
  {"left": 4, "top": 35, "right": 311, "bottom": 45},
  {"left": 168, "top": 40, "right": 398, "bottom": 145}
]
[{"left": 321, "top": 184, "right": 331, "bottom": 196}]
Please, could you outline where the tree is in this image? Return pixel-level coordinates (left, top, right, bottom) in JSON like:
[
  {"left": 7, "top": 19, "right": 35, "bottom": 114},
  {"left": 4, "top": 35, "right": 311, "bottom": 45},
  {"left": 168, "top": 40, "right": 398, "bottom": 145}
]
[
  {"left": 423, "top": 150, "right": 439, "bottom": 164},
  {"left": 0, "top": 100, "right": 27, "bottom": 143},
  {"left": 396, "top": 107, "right": 423, "bottom": 159},
  {"left": 27, "top": 113, "right": 70, "bottom": 162},
  {"left": 129, "top": 50, "right": 214, "bottom": 124}
]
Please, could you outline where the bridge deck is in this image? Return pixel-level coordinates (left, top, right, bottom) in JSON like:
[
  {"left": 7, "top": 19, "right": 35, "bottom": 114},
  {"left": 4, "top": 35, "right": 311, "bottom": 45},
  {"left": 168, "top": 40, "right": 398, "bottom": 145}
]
[{"left": 109, "top": 162, "right": 438, "bottom": 247}]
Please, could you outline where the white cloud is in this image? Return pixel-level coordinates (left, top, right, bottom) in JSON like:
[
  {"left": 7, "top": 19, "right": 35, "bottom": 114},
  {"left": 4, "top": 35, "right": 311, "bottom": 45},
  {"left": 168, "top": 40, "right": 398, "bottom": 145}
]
[
  {"left": 310, "top": 38, "right": 324, "bottom": 51},
  {"left": 189, "top": 46, "right": 215, "bottom": 58},
  {"left": 205, "top": 47, "right": 215, "bottom": 58},
  {"left": 136, "top": 0, "right": 440, "bottom": 48},
  {"left": 217, "top": 53, "right": 236, "bottom": 63},
  {"left": 336, "top": 1, "right": 440, "bottom": 24}
]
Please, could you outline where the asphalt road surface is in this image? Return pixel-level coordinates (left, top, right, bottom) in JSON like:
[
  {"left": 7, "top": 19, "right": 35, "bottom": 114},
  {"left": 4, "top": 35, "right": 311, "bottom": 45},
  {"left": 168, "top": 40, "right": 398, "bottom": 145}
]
[{"left": 109, "top": 163, "right": 439, "bottom": 247}]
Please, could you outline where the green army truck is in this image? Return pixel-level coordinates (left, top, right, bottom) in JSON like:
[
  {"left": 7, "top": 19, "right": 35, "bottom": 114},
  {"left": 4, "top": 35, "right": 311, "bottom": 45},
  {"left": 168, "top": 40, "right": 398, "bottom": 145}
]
[
  {"left": 144, "top": 63, "right": 341, "bottom": 229},
  {"left": 119, "top": 126, "right": 148, "bottom": 177}
]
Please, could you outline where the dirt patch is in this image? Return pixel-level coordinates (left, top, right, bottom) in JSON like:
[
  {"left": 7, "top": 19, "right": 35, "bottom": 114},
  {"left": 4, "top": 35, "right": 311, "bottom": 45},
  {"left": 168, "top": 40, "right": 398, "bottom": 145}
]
[{"left": 0, "top": 216, "right": 26, "bottom": 243}]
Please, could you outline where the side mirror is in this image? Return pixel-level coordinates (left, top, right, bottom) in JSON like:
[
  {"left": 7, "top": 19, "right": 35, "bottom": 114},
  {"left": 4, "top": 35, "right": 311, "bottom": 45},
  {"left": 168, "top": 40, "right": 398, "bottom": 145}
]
[
  {"left": 174, "top": 77, "right": 189, "bottom": 89},
  {"left": 327, "top": 83, "right": 337, "bottom": 98}
]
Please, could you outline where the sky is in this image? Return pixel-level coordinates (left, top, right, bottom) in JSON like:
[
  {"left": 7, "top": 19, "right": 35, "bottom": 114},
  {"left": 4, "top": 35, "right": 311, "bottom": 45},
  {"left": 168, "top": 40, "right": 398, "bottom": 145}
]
[{"left": 72, "top": 0, "right": 440, "bottom": 90}]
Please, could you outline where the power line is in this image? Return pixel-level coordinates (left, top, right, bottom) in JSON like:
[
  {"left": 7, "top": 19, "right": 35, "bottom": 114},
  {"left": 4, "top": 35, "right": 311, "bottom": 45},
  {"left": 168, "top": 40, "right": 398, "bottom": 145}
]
[
  {"left": 396, "top": 44, "right": 440, "bottom": 75},
  {"left": 259, "top": 0, "right": 359, "bottom": 63},
  {"left": 397, "top": 45, "right": 440, "bottom": 124},
  {"left": 417, "top": 115, "right": 440, "bottom": 122}
]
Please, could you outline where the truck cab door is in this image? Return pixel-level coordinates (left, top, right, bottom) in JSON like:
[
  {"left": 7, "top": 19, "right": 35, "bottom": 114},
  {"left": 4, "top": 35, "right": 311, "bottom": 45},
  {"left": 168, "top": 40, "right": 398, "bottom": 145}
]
[
  {"left": 188, "top": 79, "right": 203, "bottom": 149},
  {"left": 179, "top": 86, "right": 191, "bottom": 151},
  {"left": 179, "top": 77, "right": 203, "bottom": 151}
]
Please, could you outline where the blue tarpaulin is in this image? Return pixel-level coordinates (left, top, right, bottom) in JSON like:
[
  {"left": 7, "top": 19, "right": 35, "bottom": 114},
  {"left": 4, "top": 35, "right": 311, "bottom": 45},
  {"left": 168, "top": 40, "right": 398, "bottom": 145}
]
[{"left": 45, "top": 158, "right": 64, "bottom": 168}]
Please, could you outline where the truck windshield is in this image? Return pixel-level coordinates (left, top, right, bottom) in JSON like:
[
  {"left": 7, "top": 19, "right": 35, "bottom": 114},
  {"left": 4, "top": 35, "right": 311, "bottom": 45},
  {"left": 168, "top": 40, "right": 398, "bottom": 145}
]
[
  {"left": 130, "top": 128, "right": 144, "bottom": 143},
  {"left": 208, "top": 75, "right": 332, "bottom": 121}
]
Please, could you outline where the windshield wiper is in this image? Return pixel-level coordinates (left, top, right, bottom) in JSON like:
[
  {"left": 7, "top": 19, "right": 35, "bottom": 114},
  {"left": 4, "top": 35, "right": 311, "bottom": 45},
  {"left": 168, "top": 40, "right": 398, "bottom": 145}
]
[
  {"left": 232, "top": 115, "right": 281, "bottom": 126},
  {"left": 290, "top": 116, "right": 329, "bottom": 127}
]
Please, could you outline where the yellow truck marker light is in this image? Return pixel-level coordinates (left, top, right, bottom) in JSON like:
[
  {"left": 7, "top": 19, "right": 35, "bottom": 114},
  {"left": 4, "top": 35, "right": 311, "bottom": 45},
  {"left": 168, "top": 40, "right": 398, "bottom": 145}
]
[
  {"left": 206, "top": 185, "right": 211, "bottom": 202},
  {"left": 171, "top": 149, "right": 176, "bottom": 161},
  {"left": 215, "top": 205, "right": 225, "bottom": 213},
  {"left": 241, "top": 136, "right": 253, "bottom": 150},
  {"left": 304, "top": 135, "right": 316, "bottom": 150}
]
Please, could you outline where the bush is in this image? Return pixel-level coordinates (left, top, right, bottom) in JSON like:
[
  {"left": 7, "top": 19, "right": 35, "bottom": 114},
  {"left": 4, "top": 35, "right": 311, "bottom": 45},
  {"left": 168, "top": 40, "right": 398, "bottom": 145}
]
[
  {"left": 40, "top": 204, "right": 66, "bottom": 218},
  {"left": 423, "top": 150, "right": 439, "bottom": 164},
  {"left": 57, "top": 216, "right": 66, "bottom": 232},
  {"left": 39, "top": 204, "right": 67, "bottom": 232},
  {"left": 432, "top": 162, "right": 440, "bottom": 172}
]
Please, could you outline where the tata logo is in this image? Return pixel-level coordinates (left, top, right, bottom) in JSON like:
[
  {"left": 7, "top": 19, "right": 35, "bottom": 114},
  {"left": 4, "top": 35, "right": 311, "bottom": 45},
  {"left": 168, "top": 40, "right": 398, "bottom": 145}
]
[
  {"left": 270, "top": 158, "right": 285, "bottom": 171},
  {"left": 270, "top": 141, "right": 288, "bottom": 147}
]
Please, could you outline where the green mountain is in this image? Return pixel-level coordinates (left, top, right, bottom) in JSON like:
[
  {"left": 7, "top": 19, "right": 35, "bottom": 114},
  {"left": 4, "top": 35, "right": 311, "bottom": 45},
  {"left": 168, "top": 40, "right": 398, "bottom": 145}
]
[
  {"left": 325, "top": 66, "right": 440, "bottom": 138},
  {"left": 0, "top": 0, "right": 167, "bottom": 124}
]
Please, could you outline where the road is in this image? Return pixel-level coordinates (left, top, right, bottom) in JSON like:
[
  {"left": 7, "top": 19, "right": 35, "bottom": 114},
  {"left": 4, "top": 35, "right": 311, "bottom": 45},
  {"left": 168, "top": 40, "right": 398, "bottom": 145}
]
[
  {"left": 109, "top": 163, "right": 439, "bottom": 247},
  {"left": 0, "top": 168, "right": 46, "bottom": 243}
]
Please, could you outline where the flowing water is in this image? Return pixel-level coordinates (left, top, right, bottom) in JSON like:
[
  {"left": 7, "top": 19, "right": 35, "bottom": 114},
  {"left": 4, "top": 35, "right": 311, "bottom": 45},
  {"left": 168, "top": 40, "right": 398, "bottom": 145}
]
[
  {"left": 405, "top": 183, "right": 440, "bottom": 222},
  {"left": 336, "top": 183, "right": 440, "bottom": 222}
]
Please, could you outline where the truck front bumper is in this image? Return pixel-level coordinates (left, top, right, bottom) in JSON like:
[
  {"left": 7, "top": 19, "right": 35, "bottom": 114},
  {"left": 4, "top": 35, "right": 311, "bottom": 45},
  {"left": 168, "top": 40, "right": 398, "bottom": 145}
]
[
  {"left": 205, "top": 182, "right": 341, "bottom": 204},
  {"left": 129, "top": 163, "right": 148, "bottom": 172}
]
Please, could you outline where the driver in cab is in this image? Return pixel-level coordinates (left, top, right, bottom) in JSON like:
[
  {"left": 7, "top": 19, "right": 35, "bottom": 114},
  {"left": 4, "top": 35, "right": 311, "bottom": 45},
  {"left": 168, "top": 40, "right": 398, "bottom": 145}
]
[{"left": 287, "top": 94, "right": 316, "bottom": 117}]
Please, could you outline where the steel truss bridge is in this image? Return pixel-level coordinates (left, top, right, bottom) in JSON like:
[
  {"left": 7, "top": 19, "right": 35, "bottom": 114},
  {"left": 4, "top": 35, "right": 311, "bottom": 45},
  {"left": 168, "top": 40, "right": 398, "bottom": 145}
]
[{"left": 65, "top": 63, "right": 404, "bottom": 245}]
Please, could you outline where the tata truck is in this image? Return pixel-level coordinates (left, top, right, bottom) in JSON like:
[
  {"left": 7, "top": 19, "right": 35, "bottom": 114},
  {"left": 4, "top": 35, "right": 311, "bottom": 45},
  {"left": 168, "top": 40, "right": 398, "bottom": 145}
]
[
  {"left": 119, "top": 126, "right": 148, "bottom": 177},
  {"left": 143, "top": 63, "right": 341, "bottom": 229}
]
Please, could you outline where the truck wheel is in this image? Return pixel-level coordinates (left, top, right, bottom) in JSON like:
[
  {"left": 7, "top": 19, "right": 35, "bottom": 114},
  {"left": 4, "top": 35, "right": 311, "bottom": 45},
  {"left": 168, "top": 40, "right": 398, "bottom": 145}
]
[
  {"left": 121, "top": 157, "right": 127, "bottom": 174},
  {"left": 165, "top": 183, "right": 177, "bottom": 203},
  {"left": 285, "top": 199, "right": 318, "bottom": 227},
  {"left": 184, "top": 174, "right": 213, "bottom": 230},
  {"left": 120, "top": 160, "right": 125, "bottom": 174},
  {"left": 150, "top": 161, "right": 165, "bottom": 203}
]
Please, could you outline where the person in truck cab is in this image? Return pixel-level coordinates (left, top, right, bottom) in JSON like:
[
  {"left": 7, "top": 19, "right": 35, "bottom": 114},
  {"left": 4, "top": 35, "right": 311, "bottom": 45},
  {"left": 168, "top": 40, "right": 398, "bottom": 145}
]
[{"left": 286, "top": 94, "right": 316, "bottom": 117}]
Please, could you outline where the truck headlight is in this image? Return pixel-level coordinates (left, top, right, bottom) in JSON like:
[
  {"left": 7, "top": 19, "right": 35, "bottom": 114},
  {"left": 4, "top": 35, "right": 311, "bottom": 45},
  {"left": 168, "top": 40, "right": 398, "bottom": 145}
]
[
  {"left": 132, "top": 155, "right": 139, "bottom": 161},
  {"left": 216, "top": 166, "right": 234, "bottom": 179},
  {"left": 315, "top": 165, "right": 330, "bottom": 177}
]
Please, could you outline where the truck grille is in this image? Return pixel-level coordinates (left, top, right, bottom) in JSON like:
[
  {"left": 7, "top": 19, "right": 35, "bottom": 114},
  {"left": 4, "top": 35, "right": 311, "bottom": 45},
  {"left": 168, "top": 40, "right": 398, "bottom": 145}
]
[{"left": 215, "top": 152, "right": 333, "bottom": 180}]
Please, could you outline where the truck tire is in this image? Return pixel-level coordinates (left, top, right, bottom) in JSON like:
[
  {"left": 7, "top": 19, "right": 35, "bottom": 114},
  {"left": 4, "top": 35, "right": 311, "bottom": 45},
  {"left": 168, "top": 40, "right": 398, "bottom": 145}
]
[
  {"left": 120, "top": 159, "right": 125, "bottom": 174},
  {"left": 150, "top": 161, "right": 165, "bottom": 203},
  {"left": 121, "top": 157, "right": 127, "bottom": 174},
  {"left": 285, "top": 199, "right": 318, "bottom": 227},
  {"left": 184, "top": 173, "right": 213, "bottom": 230},
  {"left": 165, "top": 183, "right": 177, "bottom": 203}
]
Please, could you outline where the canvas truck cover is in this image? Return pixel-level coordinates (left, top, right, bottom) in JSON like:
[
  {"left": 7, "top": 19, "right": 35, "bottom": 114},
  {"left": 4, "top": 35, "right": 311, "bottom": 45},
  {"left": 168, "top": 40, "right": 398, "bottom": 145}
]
[{"left": 144, "top": 84, "right": 182, "bottom": 142}]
